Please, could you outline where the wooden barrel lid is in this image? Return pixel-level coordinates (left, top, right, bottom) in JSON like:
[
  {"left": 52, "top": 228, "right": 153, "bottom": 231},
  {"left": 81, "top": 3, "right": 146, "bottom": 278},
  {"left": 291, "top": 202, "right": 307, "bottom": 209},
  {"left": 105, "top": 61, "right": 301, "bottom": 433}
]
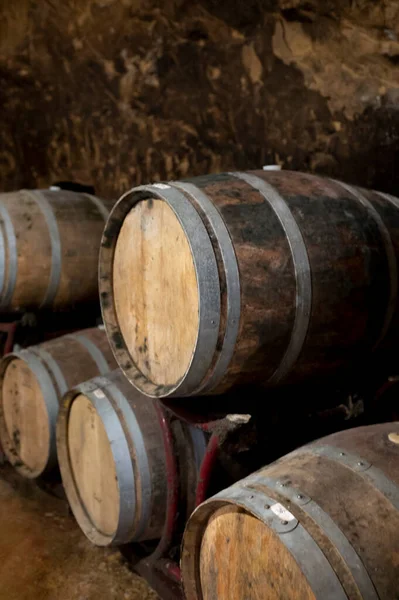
[
  {"left": 67, "top": 393, "right": 120, "bottom": 536},
  {"left": 113, "top": 198, "right": 199, "bottom": 387},
  {"left": 198, "top": 505, "right": 315, "bottom": 600},
  {"left": 2, "top": 358, "right": 50, "bottom": 474}
]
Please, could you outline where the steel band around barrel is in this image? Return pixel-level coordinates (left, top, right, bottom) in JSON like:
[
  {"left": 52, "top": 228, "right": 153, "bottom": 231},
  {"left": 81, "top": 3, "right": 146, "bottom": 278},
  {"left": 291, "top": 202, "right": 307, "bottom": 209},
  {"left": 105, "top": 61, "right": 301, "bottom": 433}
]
[
  {"left": 230, "top": 172, "right": 312, "bottom": 384},
  {"left": 85, "top": 387, "right": 136, "bottom": 543},
  {"left": 117, "top": 183, "right": 221, "bottom": 397},
  {"left": 18, "top": 350, "right": 59, "bottom": 472},
  {"left": 83, "top": 193, "right": 110, "bottom": 222},
  {"left": 29, "top": 347, "right": 68, "bottom": 397},
  {"left": 170, "top": 180, "right": 241, "bottom": 394},
  {"left": 249, "top": 474, "right": 378, "bottom": 600},
  {"left": 26, "top": 191, "right": 62, "bottom": 309},
  {"left": 334, "top": 181, "right": 397, "bottom": 349},
  {"left": 66, "top": 333, "right": 110, "bottom": 375},
  {"left": 0, "top": 203, "right": 18, "bottom": 309},
  {"left": 106, "top": 381, "right": 151, "bottom": 543},
  {"left": 200, "top": 487, "right": 347, "bottom": 600},
  {"left": 301, "top": 444, "right": 399, "bottom": 511}
]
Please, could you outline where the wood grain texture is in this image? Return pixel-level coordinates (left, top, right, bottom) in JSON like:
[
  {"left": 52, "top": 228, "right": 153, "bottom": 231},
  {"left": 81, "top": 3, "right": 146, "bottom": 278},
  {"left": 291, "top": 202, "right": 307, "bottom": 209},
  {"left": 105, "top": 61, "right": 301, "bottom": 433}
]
[
  {"left": 0, "top": 190, "right": 114, "bottom": 312},
  {"left": 103, "top": 170, "right": 399, "bottom": 398},
  {"left": 0, "top": 328, "right": 117, "bottom": 477},
  {"left": 58, "top": 370, "right": 206, "bottom": 546},
  {"left": 182, "top": 422, "right": 399, "bottom": 600},
  {"left": 113, "top": 199, "right": 199, "bottom": 385},
  {"left": 199, "top": 505, "right": 315, "bottom": 600},
  {"left": 2, "top": 358, "right": 49, "bottom": 473},
  {"left": 58, "top": 370, "right": 168, "bottom": 545},
  {"left": 68, "top": 393, "right": 119, "bottom": 536}
]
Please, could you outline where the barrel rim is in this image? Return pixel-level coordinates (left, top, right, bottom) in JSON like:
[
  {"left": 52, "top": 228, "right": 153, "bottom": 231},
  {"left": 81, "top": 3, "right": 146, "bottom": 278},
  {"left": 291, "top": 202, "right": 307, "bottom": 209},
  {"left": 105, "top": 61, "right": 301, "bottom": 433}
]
[
  {"left": 181, "top": 489, "right": 347, "bottom": 600},
  {"left": 169, "top": 180, "right": 241, "bottom": 395},
  {"left": 56, "top": 378, "right": 137, "bottom": 546},
  {"left": 99, "top": 184, "right": 221, "bottom": 398},
  {"left": 0, "top": 350, "right": 58, "bottom": 478}
]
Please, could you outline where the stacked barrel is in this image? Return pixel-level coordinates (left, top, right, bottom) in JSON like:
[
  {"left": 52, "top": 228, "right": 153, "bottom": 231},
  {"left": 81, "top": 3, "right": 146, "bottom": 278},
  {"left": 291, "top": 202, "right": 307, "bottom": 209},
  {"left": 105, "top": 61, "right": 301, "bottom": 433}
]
[
  {"left": 0, "top": 188, "right": 113, "bottom": 312},
  {"left": 0, "top": 171, "right": 398, "bottom": 599},
  {"left": 96, "top": 169, "right": 399, "bottom": 596},
  {"left": 182, "top": 422, "right": 399, "bottom": 599},
  {"left": 99, "top": 171, "right": 399, "bottom": 402}
]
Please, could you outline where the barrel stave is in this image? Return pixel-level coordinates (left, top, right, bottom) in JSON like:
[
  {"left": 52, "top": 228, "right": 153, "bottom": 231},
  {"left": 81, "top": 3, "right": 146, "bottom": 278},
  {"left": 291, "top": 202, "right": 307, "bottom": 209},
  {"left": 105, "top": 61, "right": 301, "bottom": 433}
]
[
  {"left": 0, "top": 328, "right": 116, "bottom": 478},
  {"left": 182, "top": 422, "right": 399, "bottom": 600},
  {"left": 0, "top": 189, "right": 113, "bottom": 312},
  {"left": 57, "top": 369, "right": 207, "bottom": 547}
]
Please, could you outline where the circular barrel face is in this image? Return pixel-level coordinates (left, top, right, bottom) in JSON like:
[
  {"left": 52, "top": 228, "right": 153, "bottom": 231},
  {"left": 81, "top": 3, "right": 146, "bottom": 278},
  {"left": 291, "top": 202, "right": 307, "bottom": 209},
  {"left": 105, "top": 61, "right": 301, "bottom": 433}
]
[
  {"left": 198, "top": 505, "right": 315, "bottom": 600},
  {"left": 113, "top": 198, "right": 199, "bottom": 387},
  {"left": 67, "top": 394, "right": 120, "bottom": 536},
  {"left": 2, "top": 358, "right": 50, "bottom": 474}
]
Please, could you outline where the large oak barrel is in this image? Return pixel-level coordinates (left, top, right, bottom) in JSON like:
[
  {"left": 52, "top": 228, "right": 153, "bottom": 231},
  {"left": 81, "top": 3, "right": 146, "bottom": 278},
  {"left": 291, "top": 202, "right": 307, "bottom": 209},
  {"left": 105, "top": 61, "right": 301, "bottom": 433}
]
[
  {"left": 181, "top": 422, "right": 399, "bottom": 600},
  {"left": 99, "top": 171, "right": 399, "bottom": 398},
  {"left": 0, "top": 328, "right": 116, "bottom": 478},
  {"left": 57, "top": 369, "right": 207, "bottom": 546},
  {"left": 0, "top": 188, "right": 114, "bottom": 312}
]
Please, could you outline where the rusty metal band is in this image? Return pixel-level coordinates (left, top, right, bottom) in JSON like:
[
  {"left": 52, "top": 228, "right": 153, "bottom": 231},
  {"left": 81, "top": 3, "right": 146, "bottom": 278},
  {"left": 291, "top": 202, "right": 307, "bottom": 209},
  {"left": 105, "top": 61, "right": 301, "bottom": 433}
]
[
  {"left": 249, "top": 474, "right": 379, "bottom": 599},
  {"left": 83, "top": 193, "right": 110, "bottom": 221},
  {"left": 230, "top": 172, "right": 312, "bottom": 384},
  {"left": 0, "top": 203, "right": 17, "bottom": 308},
  {"left": 334, "top": 181, "right": 397, "bottom": 349},
  {"left": 170, "top": 180, "right": 241, "bottom": 393},
  {"left": 106, "top": 379, "right": 151, "bottom": 543},
  {"left": 302, "top": 444, "right": 399, "bottom": 511},
  {"left": 206, "top": 486, "right": 347, "bottom": 599},
  {"left": 66, "top": 333, "right": 110, "bottom": 375},
  {"left": 26, "top": 190, "right": 62, "bottom": 308},
  {"left": 123, "top": 183, "right": 221, "bottom": 397}
]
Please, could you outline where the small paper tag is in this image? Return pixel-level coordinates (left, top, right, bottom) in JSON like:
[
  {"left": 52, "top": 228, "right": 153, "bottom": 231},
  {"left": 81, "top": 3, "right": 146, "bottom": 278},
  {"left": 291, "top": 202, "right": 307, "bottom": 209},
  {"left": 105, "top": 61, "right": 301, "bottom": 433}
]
[
  {"left": 93, "top": 389, "right": 105, "bottom": 399},
  {"left": 152, "top": 183, "right": 170, "bottom": 189},
  {"left": 270, "top": 503, "right": 295, "bottom": 522}
]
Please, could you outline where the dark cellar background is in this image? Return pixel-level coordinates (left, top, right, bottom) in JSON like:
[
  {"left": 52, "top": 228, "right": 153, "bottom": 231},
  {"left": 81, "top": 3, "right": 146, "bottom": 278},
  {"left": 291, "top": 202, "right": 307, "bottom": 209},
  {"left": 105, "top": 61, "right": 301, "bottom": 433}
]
[{"left": 0, "top": 0, "right": 398, "bottom": 198}]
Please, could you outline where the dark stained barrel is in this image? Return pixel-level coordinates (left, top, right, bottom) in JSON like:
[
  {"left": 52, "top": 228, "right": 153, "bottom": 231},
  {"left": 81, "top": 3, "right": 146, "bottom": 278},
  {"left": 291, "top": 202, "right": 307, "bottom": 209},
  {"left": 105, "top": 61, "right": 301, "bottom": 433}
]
[
  {"left": 99, "top": 170, "right": 399, "bottom": 398},
  {"left": 181, "top": 422, "right": 399, "bottom": 600},
  {"left": 0, "top": 328, "right": 116, "bottom": 478},
  {"left": 56, "top": 369, "right": 207, "bottom": 546},
  {"left": 0, "top": 188, "right": 114, "bottom": 312}
]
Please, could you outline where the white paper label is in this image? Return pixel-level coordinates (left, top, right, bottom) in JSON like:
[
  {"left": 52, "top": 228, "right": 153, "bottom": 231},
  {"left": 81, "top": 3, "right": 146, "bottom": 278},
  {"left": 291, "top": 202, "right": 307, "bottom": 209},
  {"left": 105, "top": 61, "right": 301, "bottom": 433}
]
[
  {"left": 270, "top": 503, "right": 295, "bottom": 522},
  {"left": 93, "top": 389, "right": 106, "bottom": 399},
  {"left": 152, "top": 183, "right": 171, "bottom": 189}
]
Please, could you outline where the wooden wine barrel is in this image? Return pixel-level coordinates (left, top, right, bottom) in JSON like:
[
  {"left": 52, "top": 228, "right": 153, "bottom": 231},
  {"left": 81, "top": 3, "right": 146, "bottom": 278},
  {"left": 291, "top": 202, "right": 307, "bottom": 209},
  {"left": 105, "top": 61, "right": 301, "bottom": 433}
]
[
  {"left": 0, "top": 328, "right": 116, "bottom": 478},
  {"left": 181, "top": 422, "right": 399, "bottom": 600},
  {"left": 0, "top": 188, "right": 114, "bottom": 312},
  {"left": 99, "top": 170, "right": 399, "bottom": 399},
  {"left": 57, "top": 369, "right": 207, "bottom": 546}
]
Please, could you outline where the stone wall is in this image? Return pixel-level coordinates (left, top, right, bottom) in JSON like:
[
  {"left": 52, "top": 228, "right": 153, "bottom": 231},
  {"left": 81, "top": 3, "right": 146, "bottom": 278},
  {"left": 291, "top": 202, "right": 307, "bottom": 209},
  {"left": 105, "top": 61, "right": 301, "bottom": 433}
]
[{"left": 0, "top": 0, "right": 398, "bottom": 198}]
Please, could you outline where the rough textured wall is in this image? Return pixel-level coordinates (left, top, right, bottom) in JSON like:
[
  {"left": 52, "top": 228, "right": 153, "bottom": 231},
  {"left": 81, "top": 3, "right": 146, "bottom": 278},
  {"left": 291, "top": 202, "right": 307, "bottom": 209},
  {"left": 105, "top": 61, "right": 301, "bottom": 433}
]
[{"left": 0, "top": 0, "right": 398, "bottom": 198}]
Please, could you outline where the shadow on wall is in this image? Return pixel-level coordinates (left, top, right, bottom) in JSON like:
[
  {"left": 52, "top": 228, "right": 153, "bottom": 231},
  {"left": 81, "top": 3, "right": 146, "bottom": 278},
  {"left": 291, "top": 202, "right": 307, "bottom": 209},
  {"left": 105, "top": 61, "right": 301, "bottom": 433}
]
[{"left": 0, "top": 0, "right": 398, "bottom": 197}]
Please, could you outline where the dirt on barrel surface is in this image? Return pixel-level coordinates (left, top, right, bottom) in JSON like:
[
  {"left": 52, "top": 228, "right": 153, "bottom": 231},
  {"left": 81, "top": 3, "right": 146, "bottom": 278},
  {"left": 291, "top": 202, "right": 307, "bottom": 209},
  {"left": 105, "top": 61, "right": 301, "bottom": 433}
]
[{"left": 0, "top": 465, "right": 158, "bottom": 600}]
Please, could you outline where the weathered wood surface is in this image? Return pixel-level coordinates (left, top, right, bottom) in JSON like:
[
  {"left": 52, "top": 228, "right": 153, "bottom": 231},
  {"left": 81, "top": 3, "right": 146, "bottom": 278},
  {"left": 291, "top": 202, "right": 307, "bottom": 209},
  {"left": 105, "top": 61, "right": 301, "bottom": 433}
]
[
  {"left": 0, "top": 328, "right": 116, "bottom": 478},
  {"left": 0, "top": 190, "right": 113, "bottom": 312},
  {"left": 114, "top": 200, "right": 199, "bottom": 386},
  {"left": 100, "top": 170, "right": 399, "bottom": 398},
  {"left": 182, "top": 422, "right": 399, "bottom": 600},
  {"left": 57, "top": 369, "right": 207, "bottom": 546},
  {"left": 0, "top": 1, "right": 398, "bottom": 197}
]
